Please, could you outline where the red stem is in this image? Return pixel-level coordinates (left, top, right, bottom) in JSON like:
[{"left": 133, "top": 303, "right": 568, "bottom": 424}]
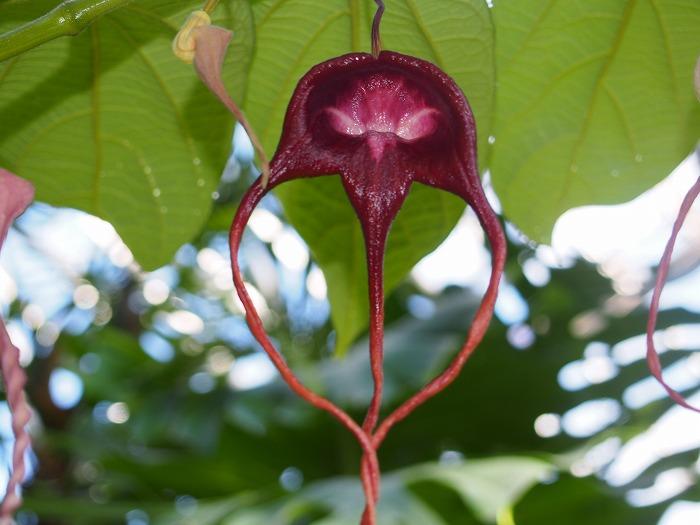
[
  {"left": 362, "top": 238, "right": 385, "bottom": 434},
  {"left": 646, "top": 174, "right": 700, "bottom": 412},
  {"left": 371, "top": 0, "right": 385, "bottom": 58},
  {"left": 229, "top": 170, "right": 504, "bottom": 525},
  {"left": 372, "top": 184, "right": 507, "bottom": 447},
  {"left": 358, "top": 216, "right": 389, "bottom": 506},
  {"left": 229, "top": 179, "right": 379, "bottom": 522}
]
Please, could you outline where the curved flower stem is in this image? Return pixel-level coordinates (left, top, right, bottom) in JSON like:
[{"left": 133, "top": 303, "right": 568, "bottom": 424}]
[
  {"left": 371, "top": 0, "right": 385, "bottom": 58},
  {"left": 229, "top": 179, "right": 379, "bottom": 523},
  {"left": 372, "top": 185, "right": 507, "bottom": 448},
  {"left": 362, "top": 226, "right": 387, "bottom": 433},
  {"left": 358, "top": 222, "right": 388, "bottom": 504},
  {"left": 0, "top": 0, "right": 133, "bottom": 63},
  {"left": 646, "top": 172, "right": 700, "bottom": 412}
]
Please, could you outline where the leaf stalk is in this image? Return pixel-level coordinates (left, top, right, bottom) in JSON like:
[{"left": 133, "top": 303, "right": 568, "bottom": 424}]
[
  {"left": 0, "top": 0, "right": 133, "bottom": 63},
  {"left": 203, "top": 0, "right": 222, "bottom": 14}
]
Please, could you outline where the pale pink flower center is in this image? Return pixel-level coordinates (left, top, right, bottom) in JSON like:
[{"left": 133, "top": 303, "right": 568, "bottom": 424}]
[{"left": 326, "top": 77, "right": 438, "bottom": 142}]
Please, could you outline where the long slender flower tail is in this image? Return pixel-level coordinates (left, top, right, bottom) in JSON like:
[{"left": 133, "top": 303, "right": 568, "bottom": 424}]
[
  {"left": 173, "top": 9, "right": 271, "bottom": 186},
  {"left": 0, "top": 169, "right": 35, "bottom": 523},
  {"left": 229, "top": 177, "right": 379, "bottom": 523},
  {"left": 354, "top": 188, "right": 396, "bottom": 506},
  {"left": 373, "top": 178, "right": 507, "bottom": 447},
  {"left": 357, "top": 174, "right": 506, "bottom": 516},
  {"left": 646, "top": 174, "right": 700, "bottom": 412}
]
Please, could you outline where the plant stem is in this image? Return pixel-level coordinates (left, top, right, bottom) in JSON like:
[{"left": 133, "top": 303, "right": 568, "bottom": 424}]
[
  {"left": 203, "top": 0, "right": 222, "bottom": 14},
  {"left": 229, "top": 179, "right": 379, "bottom": 524},
  {"left": 646, "top": 172, "right": 700, "bottom": 413},
  {"left": 0, "top": 0, "right": 133, "bottom": 63},
  {"left": 371, "top": 0, "right": 385, "bottom": 57}
]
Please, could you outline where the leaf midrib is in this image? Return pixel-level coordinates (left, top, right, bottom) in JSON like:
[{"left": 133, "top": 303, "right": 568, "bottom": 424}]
[
  {"left": 91, "top": 24, "right": 103, "bottom": 214},
  {"left": 402, "top": 0, "right": 445, "bottom": 69},
  {"left": 648, "top": 0, "right": 681, "bottom": 111},
  {"left": 562, "top": 0, "right": 638, "bottom": 208}
]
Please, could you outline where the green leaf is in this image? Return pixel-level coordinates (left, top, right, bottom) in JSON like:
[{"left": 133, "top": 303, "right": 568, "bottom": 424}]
[
  {"left": 0, "top": 0, "right": 254, "bottom": 269},
  {"left": 513, "top": 475, "right": 665, "bottom": 525},
  {"left": 24, "top": 495, "right": 161, "bottom": 523},
  {"left": 490, "top": 0, "right": 700, "bottom": 242},
  {"left": 246, "top": 0, "right": 495, "bottom": 354},
  {"left": 155, "top": 457, "right": 553, "bottom": 525},
  {"left": 405, "top": 456, "right": 554, "bottom": 523}
]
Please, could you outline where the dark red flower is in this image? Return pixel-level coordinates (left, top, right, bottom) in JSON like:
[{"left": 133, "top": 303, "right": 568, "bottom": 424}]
[
  {"left": 227, "top": 50, "right": 506, "bottom": 524},
  {"left": 186, "top": 5, "right": 506, "bottom": 523}
]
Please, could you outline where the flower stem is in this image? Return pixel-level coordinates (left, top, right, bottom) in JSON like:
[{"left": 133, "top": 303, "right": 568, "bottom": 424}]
[
  {"left": 371, "top": 0, "right": 385, "bottom": 57},
  {"left": 230, "top": 178, "right": 379, "bottom": 523},
  {"left": 0, "top": 0, "right": 133, "bottom": 63},
  {"left": 202, "top": 0, "right": 222, "bottom": 14},
  {"left": 646, "top": 170, "right": 700, "bottom": 413}
]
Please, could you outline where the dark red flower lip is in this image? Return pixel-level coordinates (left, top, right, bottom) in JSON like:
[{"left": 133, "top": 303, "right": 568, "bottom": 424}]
[
  {"left": 323, "top": 72, "right": 440, "bottom": 138},
  {"left": 281, "top": 53, "right": 456, "bottom": 143},
  {"left": 320, "top": 68, "right": 441, "bottom": 162},
  {"left": 325, "top": 106, "right": 439, "bottom": 141}
]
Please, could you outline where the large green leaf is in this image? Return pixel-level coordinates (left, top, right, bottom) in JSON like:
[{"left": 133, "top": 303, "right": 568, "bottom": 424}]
[
  {"left": 490, "top": 0, "right": 700, "bottom": 242},
  {"left": 0, "top": 0, "right": 254, "bottom": 269},
  {"left": 245, "top": 0, "right": 495, "bottom": 354}
]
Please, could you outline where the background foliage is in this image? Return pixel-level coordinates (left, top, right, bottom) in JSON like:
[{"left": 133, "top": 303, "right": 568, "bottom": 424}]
[{"left": 0, "top": 0, "right": 699, "bottom": 524}]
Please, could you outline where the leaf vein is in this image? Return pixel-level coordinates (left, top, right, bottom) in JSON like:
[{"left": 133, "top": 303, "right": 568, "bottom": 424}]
[
  {"left": 603, "top": 81, "right": 639, "bottom": 157},
  {"left": 107, "top": 18, "right": 202, "bottom": 184},
  {"left": 565, "top": 0, "right": 638, "bottom": 209},
  {"left": 402, "top": 0, "right": 445, "bottom": 69},
  {"left": 121, "top": 4, "right": 179, "bottom": 31},
  {"left": 648, "top": 0, "right": 681, "bottom": 110},
  {"left": 91, "top": 24, "right": 103, "bottom": 214}
]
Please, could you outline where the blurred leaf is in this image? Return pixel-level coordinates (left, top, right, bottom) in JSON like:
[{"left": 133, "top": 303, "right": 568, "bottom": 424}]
[
  {"left": 152, "top": 457, "right": 554, "bottom": 525},
  {"left": 230, "top": 262, "right": 609, "bottom": 470},
  {"left": 512, "top": 475, "right": 665, "bottom": 525},
  {"left": 24, "top": 494, "right": 166, "bottom": 524},
  {"left": 490, "top": 0, "right": 700, "bottom": 242},
  {"left": 245, "top": 0, "right": 495, "bottom": 354},
  {"left": 151, "top": 495, "right": 254, "bottom": 525},
  {"left": 0, "top": 0, "right": 254, "bottom": 269},
  {"left": 23, "top": 239, "right": 695, "bottom": 523},
  {"left": 404, "top": 456, "right": 554, "bottom": 523}
]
